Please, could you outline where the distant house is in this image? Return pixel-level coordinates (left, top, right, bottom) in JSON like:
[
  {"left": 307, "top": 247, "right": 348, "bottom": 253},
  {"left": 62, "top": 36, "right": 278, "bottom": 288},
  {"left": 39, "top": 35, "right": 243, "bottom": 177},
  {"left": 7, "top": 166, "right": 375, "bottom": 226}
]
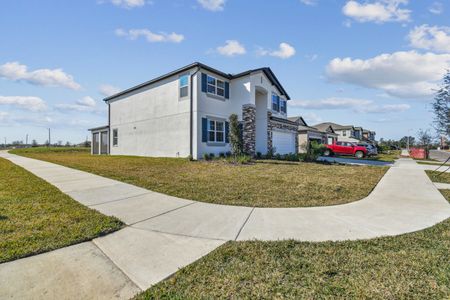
[
  {"left": 89, "top": 62, "right": 298, "bottom": 158},
  {"left": 313, "top": 122, "right": 376, "bottom": 144},
  {"left": 362, "top": 130, "right": 376, "bottom": 142},
  {"left": 289, "top": 117, "right": 337, "bottom": 153}
]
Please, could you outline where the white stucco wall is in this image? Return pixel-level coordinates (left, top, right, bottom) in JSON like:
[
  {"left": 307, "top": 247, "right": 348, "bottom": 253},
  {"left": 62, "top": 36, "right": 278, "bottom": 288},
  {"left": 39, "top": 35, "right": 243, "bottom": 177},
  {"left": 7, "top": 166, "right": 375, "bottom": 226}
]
[{"left": 109, "top": 68, "right": 197, "bottom": 158}]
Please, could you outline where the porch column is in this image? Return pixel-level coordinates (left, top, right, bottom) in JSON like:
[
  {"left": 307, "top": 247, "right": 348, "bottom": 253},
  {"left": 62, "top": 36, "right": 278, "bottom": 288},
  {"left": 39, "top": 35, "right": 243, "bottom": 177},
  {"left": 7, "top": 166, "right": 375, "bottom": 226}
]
[{"left": 242, "top": 104, "right": 256, "bottom": 156}]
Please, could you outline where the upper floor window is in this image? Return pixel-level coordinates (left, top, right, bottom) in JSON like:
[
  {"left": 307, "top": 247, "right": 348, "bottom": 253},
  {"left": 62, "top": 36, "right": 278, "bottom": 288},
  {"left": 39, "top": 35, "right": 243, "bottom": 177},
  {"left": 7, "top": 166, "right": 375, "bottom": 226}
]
[
  {"left": 343, "top": 130, "right": 347, "bottom": 136},
  {"left": 208, "top": 120, "right": 225, "bottom": 143},
  {"left": 179, "top": 75, "right": 189, "bottom": 98},
  {"left": 272, "top": 93, "right": 279, "bottom": 111},
  {"left": 112, "top": 129, "right": 118, "bottom": 146},
  {"left": 207, "top": 75, "right": 225, "bottom": 97},
  {"left": 280, "top": 99, "right": 286, "bottom": 114}
]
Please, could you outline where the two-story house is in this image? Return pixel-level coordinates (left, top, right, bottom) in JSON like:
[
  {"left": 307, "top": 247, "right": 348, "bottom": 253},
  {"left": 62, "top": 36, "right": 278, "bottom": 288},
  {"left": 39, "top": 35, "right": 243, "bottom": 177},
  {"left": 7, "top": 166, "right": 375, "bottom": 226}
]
[
  {"left": 312, "top": 122, "right": 359, "bottom": 143},
  {"left": 89, "top": 62, "right": 298, "bottom": 159}
]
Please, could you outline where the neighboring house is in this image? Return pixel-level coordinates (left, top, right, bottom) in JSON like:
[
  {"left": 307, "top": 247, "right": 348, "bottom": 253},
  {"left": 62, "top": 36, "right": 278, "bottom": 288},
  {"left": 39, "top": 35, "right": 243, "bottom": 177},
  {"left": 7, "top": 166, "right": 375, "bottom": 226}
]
[
  {"left": 362, "top": 130, "right": 376, "bottom": 143},
  {"left": 354, "top": 126, "right": 363, "bottom": 140},
  {"left": 289, "top": 117, "right": 337, "bottom": 153},
  {"left": 89, "top": 62, "right": 298, "bottom": 159},
  {"left": 313, "top": 122, "right": 359, "bottom": 143}
]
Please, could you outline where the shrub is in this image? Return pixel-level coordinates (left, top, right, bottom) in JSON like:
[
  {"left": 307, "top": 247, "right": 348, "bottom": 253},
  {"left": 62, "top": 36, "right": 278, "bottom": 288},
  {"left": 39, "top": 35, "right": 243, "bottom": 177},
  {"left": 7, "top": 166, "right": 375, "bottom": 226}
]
[
  {"left": 305, "top": 141, "right": 326, "bottom": 162},
  {"left": 219, "top": 152, "right": 225, "bottom": 158},
  {"left": 256, "top": 152, "right": 262, "bottom": 159},
  {"left": 229, "top": 114, "right": 243, "bottom": 156},
  {"left": 275, "top": 153, "right": 282, "bottom": 160},
  {"left": 237, "top": 155, "right": 252, "bottom": 164},
  {"left": 202, "top": 153, "right": 210, "bottom": 161},
  {"left": 209, "top": 153, "right": 215, "bottom": 159},
  {"left": 187, "top": 155, "right": 193, "bottom": 161},
  {"left": 225, "top": 151, "right": 232, "bottom": 157}
]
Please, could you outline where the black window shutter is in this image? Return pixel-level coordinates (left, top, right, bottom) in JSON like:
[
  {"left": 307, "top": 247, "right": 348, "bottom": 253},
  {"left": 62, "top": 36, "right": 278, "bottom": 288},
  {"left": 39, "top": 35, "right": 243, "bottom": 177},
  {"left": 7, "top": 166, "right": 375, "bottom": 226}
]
[
  {"left": 225, "top": 121, "right": 229, "bottom": 143},
  {"left": 201, "top": 73, "right": 207, "bottom": 93},
  {"left": 276, "top": 96, "right": 280, "bottom": 112},
  {"left": 202, "top": 118, "right": 208, "bottom": 142},
  {"left": 225, "top": 82, "right": 230, "bottom": 99}
]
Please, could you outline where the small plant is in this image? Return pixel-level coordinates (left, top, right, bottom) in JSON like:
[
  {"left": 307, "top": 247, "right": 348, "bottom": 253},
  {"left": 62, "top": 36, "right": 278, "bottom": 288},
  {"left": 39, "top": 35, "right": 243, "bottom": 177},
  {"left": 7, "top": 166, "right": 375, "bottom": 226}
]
[
  {"left": 225, "top": 151, "right": 232, "bottom": 157},
  {"left": 187, "top": 155, "right": 194, "bottom": 161},
  {"left": 267, "top": 147, "right": 275, "bottom": 159},
  {"left": 275, "top": 153, "right": 281, "bottom": 160},
  {"left": 209, "top": 153, "right": 215, "bottom": 159},
  {"left": 256, "top": 152, "right": 262, "bottom": 159},
  {"left": 229, "top": 114, "right": 243, "bottom": 158},
  {"left": 237, "top": 155, "right": 252, "bottom": 164},
  {"left": 219, "top": 152, "right": 225, "bottom": 158},
  {"left": 305, "top": 141, "right": 326, "bottom": 162},
  {"left": 202, "top": 153, "right": 210, "bottom": 161}
]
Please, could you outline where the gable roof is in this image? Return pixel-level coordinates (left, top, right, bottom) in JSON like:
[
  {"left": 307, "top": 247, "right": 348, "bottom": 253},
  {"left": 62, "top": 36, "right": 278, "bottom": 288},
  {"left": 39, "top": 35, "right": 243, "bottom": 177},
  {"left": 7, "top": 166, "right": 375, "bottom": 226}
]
[
  {"left": 313, "top": 122, "right": 354, "bottom": 131},
  {"left": 288, "top": 116, "right": 307, "bottom": 126},
  {"left": 104, "top": 62, "right": 290, "bottom": 102}
]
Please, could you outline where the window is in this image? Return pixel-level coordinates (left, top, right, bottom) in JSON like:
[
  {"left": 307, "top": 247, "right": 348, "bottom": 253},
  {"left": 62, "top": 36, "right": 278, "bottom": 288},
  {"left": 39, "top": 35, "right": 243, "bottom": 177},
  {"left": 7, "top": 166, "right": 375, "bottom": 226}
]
[
  {"left": 179, "top": 75, "right": 189, "bottom": 98},
  {"left": 206, "top": 75, "right": 226, "bottom": 97},
  {"left": 343, "top": 130, "right": 347, "bottom": 136},
  {"left": 113, "top": 129, "right": 118, "bottom": 146},
  {"left": 280, "top": 99, "right": 286, "bottom": 114},
  {"left": 208, "top": 120, "right": 225, "bottom": 143},
  {"left": 272, "top": 93, "right": 280, "bottom": 111}
]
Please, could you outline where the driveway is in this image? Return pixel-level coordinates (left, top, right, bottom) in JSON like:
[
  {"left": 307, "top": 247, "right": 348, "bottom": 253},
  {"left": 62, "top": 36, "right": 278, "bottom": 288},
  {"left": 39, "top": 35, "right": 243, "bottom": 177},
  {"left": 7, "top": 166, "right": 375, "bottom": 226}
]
[
  {"left": 1, "top": 151, "right": 449, "bottom": 299},
  {"left": 318, "top": 156, "right": 394, "bottom": 167},
  {"left": 429, "top": 149, "right": 450, "bottom": 162}
]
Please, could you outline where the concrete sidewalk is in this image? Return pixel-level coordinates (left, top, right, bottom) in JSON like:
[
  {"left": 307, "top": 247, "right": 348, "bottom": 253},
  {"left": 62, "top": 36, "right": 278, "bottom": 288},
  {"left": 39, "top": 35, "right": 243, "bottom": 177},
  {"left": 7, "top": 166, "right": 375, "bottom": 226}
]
[{"left": 1, "top": 151, "right": 450, "bottom": 299}]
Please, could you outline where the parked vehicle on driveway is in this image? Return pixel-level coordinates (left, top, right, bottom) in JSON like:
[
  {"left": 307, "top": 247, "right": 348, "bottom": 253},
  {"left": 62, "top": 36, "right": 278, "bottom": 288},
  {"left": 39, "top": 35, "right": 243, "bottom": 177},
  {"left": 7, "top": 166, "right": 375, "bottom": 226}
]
[
  {"left": 357, "top": 143, "right": 378, "bottom": 156},
  {"left": 323, "top": 141, "right": 368, "bottom": 158}
]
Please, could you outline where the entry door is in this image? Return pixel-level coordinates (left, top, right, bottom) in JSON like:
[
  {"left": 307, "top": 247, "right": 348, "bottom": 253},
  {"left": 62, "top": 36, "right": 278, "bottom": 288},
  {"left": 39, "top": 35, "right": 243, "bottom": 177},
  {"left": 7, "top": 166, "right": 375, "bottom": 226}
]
[
  {"left": 100, "top": 131, "right": 108, "bottom": 154},
  {"left": 93, "top": 133, "right": 99, "bottom": 155}
]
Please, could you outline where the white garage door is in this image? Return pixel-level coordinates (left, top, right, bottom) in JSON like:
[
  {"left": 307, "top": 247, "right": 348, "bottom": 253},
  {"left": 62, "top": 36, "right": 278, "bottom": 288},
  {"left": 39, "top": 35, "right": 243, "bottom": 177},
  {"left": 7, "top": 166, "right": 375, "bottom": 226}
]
[{"left": 272, "top": 131, "right": 296, "bottom": 154}]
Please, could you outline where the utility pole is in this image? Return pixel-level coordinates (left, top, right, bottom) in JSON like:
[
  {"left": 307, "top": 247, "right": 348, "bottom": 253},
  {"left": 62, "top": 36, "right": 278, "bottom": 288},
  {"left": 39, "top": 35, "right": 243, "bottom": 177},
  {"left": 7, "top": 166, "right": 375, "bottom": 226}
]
[
  {"left": 48, "top": 128, "right": 51, "bottom": 147},
  {"left": 25, "top": 134, "right": 28, "bottom": 146}
]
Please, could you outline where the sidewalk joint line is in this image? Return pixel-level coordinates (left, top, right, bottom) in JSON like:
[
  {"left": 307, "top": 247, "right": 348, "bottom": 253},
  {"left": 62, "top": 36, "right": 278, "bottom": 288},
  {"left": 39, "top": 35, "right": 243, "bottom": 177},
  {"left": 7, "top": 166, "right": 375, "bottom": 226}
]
[
  {"left": 129, "top": 226, "right": 228, "bottom": 242},
  {"left": 88, "top": 192, "right": 153, "bottom": 207},
  {"left": 128, "top": 202, "right": 196, "bottom": 226},
  {"left": 234, "top": 207, "right": 255, "bottom": 241}
]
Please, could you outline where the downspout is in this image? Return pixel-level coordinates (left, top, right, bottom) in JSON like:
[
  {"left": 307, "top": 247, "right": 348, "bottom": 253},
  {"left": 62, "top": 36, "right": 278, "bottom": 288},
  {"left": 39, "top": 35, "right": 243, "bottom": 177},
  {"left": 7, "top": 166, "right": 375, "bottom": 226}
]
[{"left": 190, "top": 67, "right": 200, "bottom": 158}]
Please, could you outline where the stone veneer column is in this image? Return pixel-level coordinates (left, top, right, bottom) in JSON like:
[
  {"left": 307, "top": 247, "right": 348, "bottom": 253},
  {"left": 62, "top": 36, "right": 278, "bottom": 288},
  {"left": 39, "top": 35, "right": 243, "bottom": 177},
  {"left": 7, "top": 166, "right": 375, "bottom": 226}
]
[
  {"left": 267, "top": 111, "right": 273, "bottom": 154},
  {"left": 242, "top": 104, "right": 256, "bottom": 156}
]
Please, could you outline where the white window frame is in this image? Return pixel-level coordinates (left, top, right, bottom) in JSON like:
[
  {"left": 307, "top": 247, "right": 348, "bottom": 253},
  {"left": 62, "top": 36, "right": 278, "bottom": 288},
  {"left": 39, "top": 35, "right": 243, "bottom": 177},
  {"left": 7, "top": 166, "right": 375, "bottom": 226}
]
[
  {"left": 280, "top": 99, "right": 287, "bottom": 114},
  {"left": 179, "top": 74, "right": 189, "bottom": 99},
  {"left": 272, "top": 93, "right": 279, "bottom": 112},
  {"left": 206, "top": 75, "right": 225, "bottom": 98},
  {"left": 208, "top": 119, "right": 225, "bottom": 143},
  {"left": 112, "top": 129, "right": 118, "bottom": 146}
]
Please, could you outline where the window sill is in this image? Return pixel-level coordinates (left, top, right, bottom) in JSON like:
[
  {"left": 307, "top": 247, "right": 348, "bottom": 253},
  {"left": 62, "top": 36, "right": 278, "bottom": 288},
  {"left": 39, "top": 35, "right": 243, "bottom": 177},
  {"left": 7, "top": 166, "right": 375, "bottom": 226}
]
[
  {"left": 206, "top": 142, "right": 227, "bottom": 147},
  {"left": 205, "top": 93, "right": 226, "bottom": 101}
]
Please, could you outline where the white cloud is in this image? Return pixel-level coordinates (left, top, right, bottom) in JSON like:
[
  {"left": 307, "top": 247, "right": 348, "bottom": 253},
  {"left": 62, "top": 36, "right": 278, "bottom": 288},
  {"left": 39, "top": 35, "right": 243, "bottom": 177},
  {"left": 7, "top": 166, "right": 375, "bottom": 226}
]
[
  {"left": 0, "top": 96, "right": 47, "bottom": 111},
  {"left": 302, "top": 112, "right": 322, "bottom": 124},
  {"left": 216, "top": 40, "right": 246, "bottom": 57},
  {"left": 197, "top": 0, "right": 226, "bottom": 11},
  {"left": 326, "top": 51, "right": 450, "bottom": 98},
  {"left": 76, "top": 96, "right": 96, "bottom": 107},
  {"left": 300, "top": 0, "right": 318, "bottom": 6},
  {"left": 55, "top": 96, "right": 102, "bottom": 113},
  {"left": 99, "top": 84, "right": 121, "bottom": 97},
  {"left": 289, "top": 97, "right": 410, "bottom": 114},
  {"left": 429, "top": 2, "right": 444, "bottom": 14},
  {"left": 0, "top": 111, "right": 9, "bottom": 121},
  {"left": 342, "top": 0, "right": 411, "bottom": 24},
  {"left": 0, "top": 62, "right": 81, "bottom": 90},
  {"left": 408, "top": 25, "right": 450, "bottom": 53},
  {"left": 106, "top": 0, "right": 146, "bottom": 9},
  {"left": 358, "top": 103, "right": 410, "bottom": 113},
  {"left": 258, "top": 43, "right": 296, "bottom": 59},
  {"left": 115, "top": 28, "right": 184, "bottom": 43},
  {"left": 289, "top": 97, "right": 372, "bottom": 110}
]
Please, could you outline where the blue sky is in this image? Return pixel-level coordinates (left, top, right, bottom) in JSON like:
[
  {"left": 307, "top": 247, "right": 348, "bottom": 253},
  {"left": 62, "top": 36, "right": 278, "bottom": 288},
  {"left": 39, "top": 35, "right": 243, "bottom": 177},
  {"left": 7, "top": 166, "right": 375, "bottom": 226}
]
[{"left": 1, "top": 0, "right": 450, "bottom": 144}]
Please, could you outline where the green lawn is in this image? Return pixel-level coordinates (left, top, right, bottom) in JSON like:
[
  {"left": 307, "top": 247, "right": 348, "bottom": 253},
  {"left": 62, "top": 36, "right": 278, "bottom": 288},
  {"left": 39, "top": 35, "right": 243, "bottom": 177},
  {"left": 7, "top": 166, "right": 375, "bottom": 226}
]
[
  {"left": 11, "top": 147, "right": 387, "bottom": 208},
  {"left": 426, "top": 170, "right": 450, "bottom": 184},
  {"left": 136, "top": 194, "right": 450, "bottom": 299},
  {"left": 0, "top": 157, "right": 123, "bottom": 263}
]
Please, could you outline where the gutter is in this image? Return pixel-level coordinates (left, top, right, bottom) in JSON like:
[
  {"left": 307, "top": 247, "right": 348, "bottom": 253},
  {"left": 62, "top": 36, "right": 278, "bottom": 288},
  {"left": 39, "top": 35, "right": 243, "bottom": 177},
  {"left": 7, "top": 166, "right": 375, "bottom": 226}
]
[{"left": 189, "top": 67, "right": 200, "bottom": 158}]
